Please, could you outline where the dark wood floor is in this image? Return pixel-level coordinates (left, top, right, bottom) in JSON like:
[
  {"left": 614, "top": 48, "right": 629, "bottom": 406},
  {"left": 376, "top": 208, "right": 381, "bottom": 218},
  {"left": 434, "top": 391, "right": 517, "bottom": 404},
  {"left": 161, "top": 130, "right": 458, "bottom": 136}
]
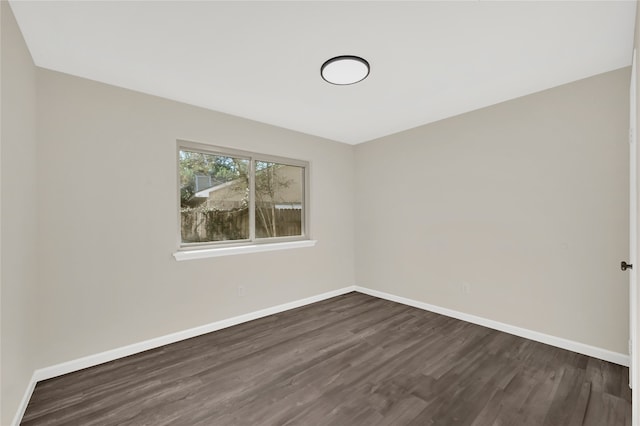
[{"left": 22, "top": 292, "right": 631, "bottom": 425}]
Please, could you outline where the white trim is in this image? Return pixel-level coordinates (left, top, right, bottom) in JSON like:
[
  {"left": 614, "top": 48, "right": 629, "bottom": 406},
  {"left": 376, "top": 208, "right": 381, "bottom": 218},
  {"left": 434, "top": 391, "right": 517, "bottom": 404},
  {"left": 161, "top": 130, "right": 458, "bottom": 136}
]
[
  {"left": 13, "top": 285, "right": 355, "bottom": 425},
  {"left": 173, "top": 239, "right": 317, "bottom": 261},
  {"left": 13, "top": 284, "right": 630, "bottom": 425},
  {"left": 11, "top": 372, "right": 38, "bottom": 426},
  {"left": 355, "top": 286, "right": 630, "bottom": 367},
  {"left": 31, "top": 285, "right": 355, "bottom": 383},
  {"left": 632, "top": 111, "right": 638, "bottom": 382}
]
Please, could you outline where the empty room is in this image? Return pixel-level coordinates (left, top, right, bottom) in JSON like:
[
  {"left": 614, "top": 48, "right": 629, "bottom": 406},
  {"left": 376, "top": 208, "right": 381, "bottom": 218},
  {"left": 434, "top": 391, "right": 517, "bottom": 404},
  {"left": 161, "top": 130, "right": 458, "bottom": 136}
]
[{"left": 2, "top": 1, "right": 640, "bottom": 425}]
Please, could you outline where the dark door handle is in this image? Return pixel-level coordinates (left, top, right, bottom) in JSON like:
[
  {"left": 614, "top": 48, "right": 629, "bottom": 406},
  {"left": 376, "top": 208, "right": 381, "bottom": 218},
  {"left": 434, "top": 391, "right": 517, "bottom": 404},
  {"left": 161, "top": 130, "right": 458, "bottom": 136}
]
[{"left": 621, "top": 261, "right": 633, "bottom": 271}]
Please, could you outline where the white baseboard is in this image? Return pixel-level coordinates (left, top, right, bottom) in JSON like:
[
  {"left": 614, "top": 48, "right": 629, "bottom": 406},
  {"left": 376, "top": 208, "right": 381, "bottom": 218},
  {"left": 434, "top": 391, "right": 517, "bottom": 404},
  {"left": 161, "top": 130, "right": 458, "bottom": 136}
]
[
  {"left": 12, "top": 285, "right": 356, "bottom": 425},
  {"left": 11, "top": 371, "right": 38, "bottom": 426},
  {"left": 34, "top": 285, "right": 357, "bottom": 382},
  {"left": 355, "top": 286, "right": 630, "bottom": 367},
  {"left": 13, "top": 284, "right": 629, "bottom": 425}
]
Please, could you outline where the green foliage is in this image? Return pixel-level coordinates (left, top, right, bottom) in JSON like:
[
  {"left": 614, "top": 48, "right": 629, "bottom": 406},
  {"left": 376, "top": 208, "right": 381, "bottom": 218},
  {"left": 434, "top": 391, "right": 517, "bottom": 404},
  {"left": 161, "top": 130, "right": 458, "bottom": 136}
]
[
  {"left": 180, "top": 155, "right": 300, "bottom": 240},
  {"left": 179, "top": 150, "right": 248, "bottom": 207}
]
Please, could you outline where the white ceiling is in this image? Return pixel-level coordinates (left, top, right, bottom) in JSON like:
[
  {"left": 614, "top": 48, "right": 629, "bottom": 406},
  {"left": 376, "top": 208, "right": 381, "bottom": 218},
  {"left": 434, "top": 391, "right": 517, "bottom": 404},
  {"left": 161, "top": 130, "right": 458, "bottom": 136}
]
[{"left": 9, "top": 1, "right": 637, "bottom": 145}]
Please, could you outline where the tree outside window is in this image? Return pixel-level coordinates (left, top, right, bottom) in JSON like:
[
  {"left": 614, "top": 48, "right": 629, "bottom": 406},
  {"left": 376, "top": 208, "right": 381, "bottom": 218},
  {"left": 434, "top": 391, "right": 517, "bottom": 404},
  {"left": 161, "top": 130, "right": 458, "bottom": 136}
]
[{"left": 178, "top": 144, "right": 306, "bottom": 246}]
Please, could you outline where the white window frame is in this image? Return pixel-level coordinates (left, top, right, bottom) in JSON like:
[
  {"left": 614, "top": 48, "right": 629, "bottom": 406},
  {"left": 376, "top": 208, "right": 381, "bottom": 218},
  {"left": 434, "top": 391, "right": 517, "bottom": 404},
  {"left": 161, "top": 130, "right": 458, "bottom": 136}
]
[{"left": 174, "top": 140, "right": 313, "bottom": 260}]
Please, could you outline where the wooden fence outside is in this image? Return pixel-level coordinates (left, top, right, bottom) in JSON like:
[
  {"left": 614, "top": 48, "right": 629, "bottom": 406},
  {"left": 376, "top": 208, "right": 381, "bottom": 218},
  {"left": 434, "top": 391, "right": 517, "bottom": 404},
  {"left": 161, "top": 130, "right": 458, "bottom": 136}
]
[{"left": 181, "top": 207, "right": 301, "bottom": 243}]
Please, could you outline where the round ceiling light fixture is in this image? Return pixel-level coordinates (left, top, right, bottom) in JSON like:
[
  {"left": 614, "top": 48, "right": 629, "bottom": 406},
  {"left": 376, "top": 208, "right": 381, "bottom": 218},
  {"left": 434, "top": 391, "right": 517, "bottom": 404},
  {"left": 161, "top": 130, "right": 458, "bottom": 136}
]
[{"left": 321, "top": 55, "right": 370, "bottom": 85}]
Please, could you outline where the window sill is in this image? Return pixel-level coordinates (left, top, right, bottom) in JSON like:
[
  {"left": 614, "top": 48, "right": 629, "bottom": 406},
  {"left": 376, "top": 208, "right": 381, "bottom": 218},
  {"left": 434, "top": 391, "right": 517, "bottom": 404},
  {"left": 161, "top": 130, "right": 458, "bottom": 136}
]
[{"left": 173, "top": 239, "right": 317, "bottom": 261}]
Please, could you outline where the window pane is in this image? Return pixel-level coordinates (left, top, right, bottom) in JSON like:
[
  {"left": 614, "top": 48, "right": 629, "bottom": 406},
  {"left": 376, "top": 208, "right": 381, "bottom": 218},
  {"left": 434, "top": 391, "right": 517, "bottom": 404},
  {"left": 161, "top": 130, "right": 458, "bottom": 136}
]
[
  {"left": 255, "top": 161, "right": 304, "bottom": 238},
  {"left": 179, "top": 149, "right": 249, "bottom": 243}
]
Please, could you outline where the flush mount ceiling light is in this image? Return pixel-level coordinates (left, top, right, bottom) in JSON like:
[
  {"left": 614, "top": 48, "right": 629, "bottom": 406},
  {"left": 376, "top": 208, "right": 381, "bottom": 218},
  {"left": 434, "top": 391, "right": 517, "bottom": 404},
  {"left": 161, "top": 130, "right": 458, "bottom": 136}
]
[{"left": 321, "top": 55, "right": 370, "bottom": 85}]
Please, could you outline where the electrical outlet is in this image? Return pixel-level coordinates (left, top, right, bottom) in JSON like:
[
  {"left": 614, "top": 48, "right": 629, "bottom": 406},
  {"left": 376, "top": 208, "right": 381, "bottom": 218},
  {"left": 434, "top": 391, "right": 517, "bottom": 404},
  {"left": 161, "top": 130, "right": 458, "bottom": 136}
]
[
  {"left": 237, "top": 285, "right": 246, "bottom": 297},
  {"left": 461, "top": 282, "right": 471, "bottom": 295}
]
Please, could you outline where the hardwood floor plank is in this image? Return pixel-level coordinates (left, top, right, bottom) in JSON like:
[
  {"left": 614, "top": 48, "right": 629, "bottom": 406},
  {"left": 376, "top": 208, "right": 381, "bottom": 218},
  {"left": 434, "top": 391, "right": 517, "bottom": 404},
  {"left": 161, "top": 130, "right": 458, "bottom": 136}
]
[
  {"left": 21, "top": 292, "right": 631, "bottom": 426},
  {"left": 542, "top": 366, "right": 588, "bottom": 425},
  {"left": 567, "top": 382, "right": 592, "bottom": 426}
]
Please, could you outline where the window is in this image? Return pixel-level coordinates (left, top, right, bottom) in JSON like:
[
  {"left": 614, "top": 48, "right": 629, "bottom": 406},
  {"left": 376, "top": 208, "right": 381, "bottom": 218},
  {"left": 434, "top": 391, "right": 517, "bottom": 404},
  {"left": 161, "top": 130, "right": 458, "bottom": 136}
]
[{"left": 178, "top": 141, "right": 309, "bottom": 250}]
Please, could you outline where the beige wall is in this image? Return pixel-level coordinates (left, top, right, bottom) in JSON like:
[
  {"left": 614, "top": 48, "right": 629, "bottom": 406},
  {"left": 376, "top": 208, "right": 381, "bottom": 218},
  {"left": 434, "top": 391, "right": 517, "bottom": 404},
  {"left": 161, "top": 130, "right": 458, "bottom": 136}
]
[
  {"left": 35, "top": 69, "right": 356, "bottom": 368},
  {"left": 1, "top": 2, "right": 39, "bottom": 424},
  {"left": 1, "top": 5, "right": 634, "bottom": 422},
  {"left": 355, "top": 68, "right": 630, "bottom": 354}
]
